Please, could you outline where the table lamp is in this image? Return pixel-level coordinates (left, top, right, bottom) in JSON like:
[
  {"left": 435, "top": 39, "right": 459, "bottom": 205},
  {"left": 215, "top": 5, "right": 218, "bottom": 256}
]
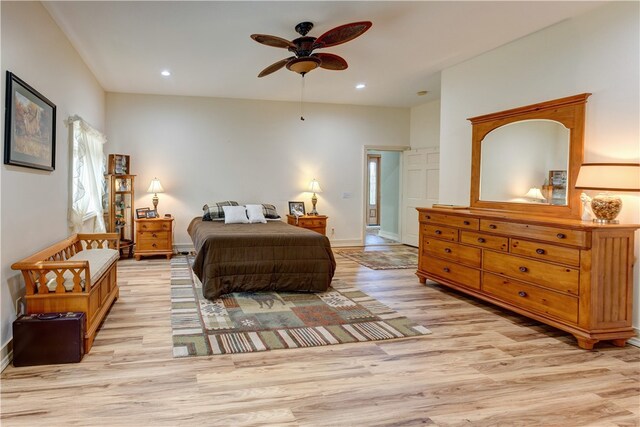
[
  {"left": 147, "top": 177, "right": 165, "bottom": 212},
  {"left": 307, "top": 178, "right": 323, "bottom": 215},
  {"left": 524, "top": 187, "right": 547, "bottom": 203},
  {"left": 575, "top": 163, "right": 640, "bottom": 223}
]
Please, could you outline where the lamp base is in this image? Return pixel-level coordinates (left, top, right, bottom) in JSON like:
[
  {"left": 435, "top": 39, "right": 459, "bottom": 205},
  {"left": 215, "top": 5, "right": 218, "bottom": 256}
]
[
  {"left": 152, "top": 194, "right": 159, "bottom": 212},
  {"left": 590, "top": 193, "right": 621, "bottom": 224},
  {"left": 309, "top": 193, "right": 318, "bottom": 216}
]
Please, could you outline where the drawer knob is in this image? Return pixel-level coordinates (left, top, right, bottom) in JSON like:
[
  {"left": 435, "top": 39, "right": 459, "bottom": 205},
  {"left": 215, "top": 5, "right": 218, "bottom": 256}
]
[
  {"left": 477, "top": 238, "right": 486, "bottom": 243},
  {"left": 444, "top": 248, "right": 452, "bottom": 253},
  {"left": 443, "top": 267, "right": 450, "bottom": 273},
  {"left": 535, "top": 248, "right": 546, "bottom": 255},
  {"left": 518, "top": 291, "right": 527, "bottom": 297},
  {"left": 152, "top": 233, "right": 157, "bottom": 238},
  {"left": 519, "top": 266, "right": 528, "bottom": 273},
  {"left": 489, "top": 224, "right": 497, "bottom": 229},
  {"left": 463, "top": 221, "right": 470, "bottom": 225},
  {"left": 435, "top": 230, "right": 442, "bottom": 235},
  {"left": 426, "top": 215, "right": 431, "bottom": 219},
  {"left": 556, "top": 233, "right": 566, "bottom": 239},
  {"left": 152, "top": 243, "right": 157, "bottom": 248}
]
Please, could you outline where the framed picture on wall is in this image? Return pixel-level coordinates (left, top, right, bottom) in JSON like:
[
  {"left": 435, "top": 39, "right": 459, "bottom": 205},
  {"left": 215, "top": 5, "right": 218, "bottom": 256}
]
[
  {"left": 4, "top": 71, "right": 57, "bottom": 171},
  {"left": 288, "top": 201, "right": 306, "bottom": 216}
]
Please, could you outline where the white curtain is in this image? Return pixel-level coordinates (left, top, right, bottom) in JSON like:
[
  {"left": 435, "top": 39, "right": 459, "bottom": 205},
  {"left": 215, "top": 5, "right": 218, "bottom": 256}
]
[{"left": 68, "top": 117, "right": 107, "bottom": 233}]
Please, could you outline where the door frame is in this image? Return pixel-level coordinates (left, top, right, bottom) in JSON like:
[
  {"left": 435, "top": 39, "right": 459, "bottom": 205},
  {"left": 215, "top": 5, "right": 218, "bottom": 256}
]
[{"left": 362, "top": 145, "right": 410, "bottom": 246}]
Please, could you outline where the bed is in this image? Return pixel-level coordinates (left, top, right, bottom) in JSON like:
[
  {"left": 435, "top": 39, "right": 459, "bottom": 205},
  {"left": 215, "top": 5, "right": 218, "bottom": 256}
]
[{"left": 188, "top": 218, "right": 336, "bottom": 299}]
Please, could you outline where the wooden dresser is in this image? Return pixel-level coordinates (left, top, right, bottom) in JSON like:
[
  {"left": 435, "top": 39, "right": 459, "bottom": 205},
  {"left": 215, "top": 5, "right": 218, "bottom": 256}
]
[
  {"left": 416, "top": 207, "right": 639, "bottom": 349},
  {"left": 135, "top": 217, "right": 174, "bottom": 260},
  {"left": 286, "top": 214, "right": 327, "bottom": 235}
]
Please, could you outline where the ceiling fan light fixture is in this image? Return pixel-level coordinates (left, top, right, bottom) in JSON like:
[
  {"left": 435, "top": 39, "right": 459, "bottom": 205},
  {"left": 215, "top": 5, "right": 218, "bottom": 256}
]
[{"left": 286, "top": 56, "right": 321, "bottom": 75}]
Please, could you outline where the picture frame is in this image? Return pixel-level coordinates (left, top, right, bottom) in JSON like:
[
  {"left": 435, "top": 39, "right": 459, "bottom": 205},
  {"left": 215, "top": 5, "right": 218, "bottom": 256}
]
[
  {"left": 4, "top": 71, "right": 56, "bottom": 171},
  {"left": 288, "top": 201, "right": 306, "bottom": 216},
  {"left": 146, "top": 210, "right": 158, "bottom": 219},
  {"left": 549, "top": 170, "right": 568, "bottom": 202},
  {"left": 136, "top": 207, "right": 150, "bottom": 219}
]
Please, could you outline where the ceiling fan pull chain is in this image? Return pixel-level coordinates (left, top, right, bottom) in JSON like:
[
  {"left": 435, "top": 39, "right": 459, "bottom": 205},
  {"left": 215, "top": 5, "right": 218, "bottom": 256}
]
[{"left": 300, "top": 75, "right": 305, "bottom": 121}]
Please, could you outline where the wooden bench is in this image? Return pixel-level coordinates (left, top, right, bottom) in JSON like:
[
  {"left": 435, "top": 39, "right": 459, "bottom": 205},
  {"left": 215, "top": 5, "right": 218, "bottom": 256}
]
[{"left": 11, "top": 233, "right": 120, "bottom": 353}]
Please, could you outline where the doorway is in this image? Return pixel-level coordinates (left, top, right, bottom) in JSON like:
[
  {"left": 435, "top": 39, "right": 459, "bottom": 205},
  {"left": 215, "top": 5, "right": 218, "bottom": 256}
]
[{"left": 364, "top": 149, "right": 402, "bottom": 246}]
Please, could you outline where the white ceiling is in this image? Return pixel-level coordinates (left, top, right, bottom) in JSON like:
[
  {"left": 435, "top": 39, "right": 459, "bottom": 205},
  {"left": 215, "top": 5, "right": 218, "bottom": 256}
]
[{"left": 44, "top": 1, "right": 605, "bottom": 108}]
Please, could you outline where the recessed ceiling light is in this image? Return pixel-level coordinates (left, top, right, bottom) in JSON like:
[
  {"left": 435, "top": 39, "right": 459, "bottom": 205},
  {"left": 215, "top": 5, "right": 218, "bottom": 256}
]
[
  {"left": 355, "top": 83, "right": 366, "bottom": 90},
  {"left": 161, "top": 70, "right": 171, "bottom": 77}
]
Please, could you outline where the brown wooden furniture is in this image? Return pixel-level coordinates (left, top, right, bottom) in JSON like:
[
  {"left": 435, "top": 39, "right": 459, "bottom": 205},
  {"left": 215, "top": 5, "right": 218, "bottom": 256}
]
[
  {"left": 11, "top": 233, "right": 120, "bottom": 352},
  {"left": 104, "top": 173, "right": 136, "bottom": 256},
  {"left": 286, "top": 214, "right": 328, "bottom": 235},
  {"left": 417, "top": 207, "right": 639, "bottom": 350},
  {"left": 107, "top": 153, "right": 130, "bottom": 175},
  {"left": 135, "top": 217, "right": 174, "bottom": 260},
  {"left": 469, "top": 93, "right": 590, "bottom": 219}
]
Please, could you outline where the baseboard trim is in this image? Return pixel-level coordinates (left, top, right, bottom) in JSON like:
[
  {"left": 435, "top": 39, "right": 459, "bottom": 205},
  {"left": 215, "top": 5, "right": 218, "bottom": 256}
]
[
  {"left": 628, "top": 327, "right": 640, "bottom": 348},
  {"left": 378, "top": 230, "right": 400, "bottom": 241},
  {"left": 1, "top": 339, "right": 13, "bottom": 372},
  {"left": 330, "top": 239, "right": 363, "bottom": 247},
  {"left": 174, "top": 243, "right": 195, "bottom": 254}
]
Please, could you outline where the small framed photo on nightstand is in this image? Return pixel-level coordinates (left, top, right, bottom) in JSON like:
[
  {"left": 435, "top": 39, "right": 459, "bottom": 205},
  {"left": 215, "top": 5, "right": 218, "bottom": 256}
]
[
  {"left": 146, "top": 210, "right": 158, "bottom": 219},
  {"left": 136, "top": 207, "right": 150, "bottom": 219},
  {"left": 288, "top": 201, "right": 305, "bottom": 216}
]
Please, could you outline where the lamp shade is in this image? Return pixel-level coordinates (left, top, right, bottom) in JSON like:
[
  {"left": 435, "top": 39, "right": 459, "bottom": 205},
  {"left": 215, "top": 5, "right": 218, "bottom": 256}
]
[
  {"left": 524, "top": 187, "right": 546, "bottom": 201},
  {"left": 575, "top": 163, "right": 640, "bottom": 191},
  {"left": 147, "top": 178, "right": 164, "bottom": 194},
  {"left": 308, "top": 179, "right": 323, "bottom": 193}
]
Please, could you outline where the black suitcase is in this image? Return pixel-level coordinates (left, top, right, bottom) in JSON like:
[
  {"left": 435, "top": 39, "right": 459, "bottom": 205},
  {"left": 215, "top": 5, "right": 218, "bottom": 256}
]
[{"left": 13, "top": 312, "right": 85, "bottom": 367}]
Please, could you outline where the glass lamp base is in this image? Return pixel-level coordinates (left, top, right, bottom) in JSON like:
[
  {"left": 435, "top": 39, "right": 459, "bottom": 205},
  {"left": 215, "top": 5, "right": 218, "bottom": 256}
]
[{"left": 590, "top": 193, "right": 622, "bottom": 224}]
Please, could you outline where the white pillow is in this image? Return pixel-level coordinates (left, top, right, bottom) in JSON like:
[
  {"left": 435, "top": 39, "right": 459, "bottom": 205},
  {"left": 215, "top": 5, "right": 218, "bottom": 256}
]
[
  {"left": 222, "top": 205, "right": 249, "bottom": 224},
  {"left": 246, "top": 204, "right": 267, "bottom": 224}
]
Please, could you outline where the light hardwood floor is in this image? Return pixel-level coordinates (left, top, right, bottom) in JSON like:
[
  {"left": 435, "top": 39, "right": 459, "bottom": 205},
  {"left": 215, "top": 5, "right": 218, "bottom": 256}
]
[{"left": 1, "top": 247, "right": 639, "bottom": 426}]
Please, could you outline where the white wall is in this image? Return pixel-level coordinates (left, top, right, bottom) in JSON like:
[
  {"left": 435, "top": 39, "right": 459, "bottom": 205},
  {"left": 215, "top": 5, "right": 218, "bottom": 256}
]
[
  {"left": 0, "top": 2, "right": 106, "bottom": 364},
  {"left": 438, "top": 2, "right": 640, "bottom": 335},
  {"left": 105, "top": 93, "right": 409, "bottom": 247},
  {"left": 410, "top": 99, "right": 440, "bottom": 148}
]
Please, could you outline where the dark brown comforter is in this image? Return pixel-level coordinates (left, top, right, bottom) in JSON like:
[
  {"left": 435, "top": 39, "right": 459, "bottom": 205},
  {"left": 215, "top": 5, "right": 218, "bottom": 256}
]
[{"left": 188, "top": 218, "right": 336, "bottom": 299}]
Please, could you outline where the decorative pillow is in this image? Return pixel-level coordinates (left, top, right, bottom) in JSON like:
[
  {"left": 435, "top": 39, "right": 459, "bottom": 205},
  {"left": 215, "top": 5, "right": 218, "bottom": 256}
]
[
  {"left": 202, "top": 201, "right": 239, "bottom": 221},
  {"left": 261, "top": 204, "right": 280, "bottom": 219},
  {"left": 222, "top": 205, "right": 249, "bottom": 224},
  {"left": 246, "top": 204, "right": 267, "bottom": 224}
]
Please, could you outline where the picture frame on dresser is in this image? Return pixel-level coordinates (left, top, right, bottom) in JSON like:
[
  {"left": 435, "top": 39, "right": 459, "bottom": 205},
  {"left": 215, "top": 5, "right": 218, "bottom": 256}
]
[
  {"left": 4, "top": 71, "right": 56, "bottom": 171},
  {"left": 146, "top": 210, "right": 158, "bottom": 219},
  {"left": 288, "top": 201, "right": 306, "bottom": 216},
  {"left": 136, "top": 207, "right": 150, "bottom": 219}
]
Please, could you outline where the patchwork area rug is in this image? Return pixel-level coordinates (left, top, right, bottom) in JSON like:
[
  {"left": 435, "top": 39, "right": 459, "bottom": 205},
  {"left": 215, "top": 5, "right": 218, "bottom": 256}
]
[
  {"left": 334, "top": 246, "right": 418, "bottom": 270},
  {"left": 171, "top": 256, "right": 430, "bottom": 357}
]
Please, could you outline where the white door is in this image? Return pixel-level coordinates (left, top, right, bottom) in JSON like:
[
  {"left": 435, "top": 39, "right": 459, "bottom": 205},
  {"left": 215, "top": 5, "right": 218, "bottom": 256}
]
[{"left": 401, "top": 148, "right": 439, "bottom": 246}]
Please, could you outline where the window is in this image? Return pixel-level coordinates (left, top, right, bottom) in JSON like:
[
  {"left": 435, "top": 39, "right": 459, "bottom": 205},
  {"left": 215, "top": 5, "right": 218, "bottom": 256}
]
[{"left": 69, "top": 118, "right": 107, "bottom": 233}]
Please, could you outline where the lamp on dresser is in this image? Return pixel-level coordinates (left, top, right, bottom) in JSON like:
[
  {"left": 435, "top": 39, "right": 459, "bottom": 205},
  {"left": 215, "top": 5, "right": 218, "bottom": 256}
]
[
  {"left": 307, "top": 178, "right": 323, "bottom": 215},
  {"left": 147, "top": 177, "right": 165, "bottom": 212},
  {"left": 575, "top": 163, "right": 640, "bottom": 223}
]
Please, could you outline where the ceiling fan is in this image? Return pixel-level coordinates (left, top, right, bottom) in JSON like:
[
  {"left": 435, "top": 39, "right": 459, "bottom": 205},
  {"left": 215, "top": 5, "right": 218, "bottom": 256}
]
[{"left": 250, "top": 21, "right": 372, "bottom": 77}]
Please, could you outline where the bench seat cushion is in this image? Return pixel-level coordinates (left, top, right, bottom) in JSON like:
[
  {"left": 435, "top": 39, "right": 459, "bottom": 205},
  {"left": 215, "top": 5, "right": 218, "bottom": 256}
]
[{"left": 46, "top": 248, "right": 119, "bottom": 292}]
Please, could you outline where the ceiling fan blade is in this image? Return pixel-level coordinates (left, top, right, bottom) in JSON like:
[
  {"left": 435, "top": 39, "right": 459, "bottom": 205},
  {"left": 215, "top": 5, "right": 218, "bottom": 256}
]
[
  {"left": 258, "top": 57, "right": 295, "bottom": 77},
  {"left": 312, "top": 21, "right": 372, "bottom": 49},
  {"left": 313, "top": 53, "right": 348, "bottom": 70},
  {"left": 250, "top": 34, "right": 295, "bottom": 49}
]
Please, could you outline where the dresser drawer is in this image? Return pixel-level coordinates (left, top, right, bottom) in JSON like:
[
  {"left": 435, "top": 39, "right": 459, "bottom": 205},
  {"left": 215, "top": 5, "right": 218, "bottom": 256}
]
[
  {"left": 421, "top": 224, "right": 458, "bottom": 242},
  {"left": 423, "top": 238, "right": 481, "bottom": 267},
  {"left": 483, "top": 250, "right": 579, "bottom": 295},
  {"left": 420, "top": 212, "right": 479, "bottom": 230},
  {"left": 460, "top": 231, "right": 508, "bottom": 252},
  {"left": 479, "top": 220, "right": 588, "bottom": 247},
  {"left": 137, "top": 238, "right": 171, "bottom": 251},
  {"left": 138, "top": 231, "right": 170, "bottom": 243},
  {"left": 299, "top": 218, "right": 326, "bottom": 227},
  {"left": 511, "top": 239, "right": 580, "bottom": 267},
  {"left": 137, "top": 220, "right": 172, "bottom": 232},
  {"left": 422, "top": 256, "right": 480, "bottom": 290},
  {"left": 483, "top": 273, "right": 578, "bottom": 324}
]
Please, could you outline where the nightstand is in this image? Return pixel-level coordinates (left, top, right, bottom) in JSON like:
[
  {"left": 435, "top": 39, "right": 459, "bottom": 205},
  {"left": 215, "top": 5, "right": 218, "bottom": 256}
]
[
  {"left": 286, "top": 214, "right": 328, "bottom": 235},
  {"left": 135, "top": 217, "right": 174, "bottom": 260}
]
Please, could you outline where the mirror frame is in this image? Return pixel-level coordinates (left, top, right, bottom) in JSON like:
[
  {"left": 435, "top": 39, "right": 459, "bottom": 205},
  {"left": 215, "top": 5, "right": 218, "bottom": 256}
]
[{"left": 468, "top": 93, "right": 591, "bottom": 219}]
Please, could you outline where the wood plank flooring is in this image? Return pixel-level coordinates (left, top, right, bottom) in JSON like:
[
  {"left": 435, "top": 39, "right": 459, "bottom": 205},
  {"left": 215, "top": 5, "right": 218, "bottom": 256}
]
[{"left": 1, "top": 247, "right": 639, "bottom": 426}]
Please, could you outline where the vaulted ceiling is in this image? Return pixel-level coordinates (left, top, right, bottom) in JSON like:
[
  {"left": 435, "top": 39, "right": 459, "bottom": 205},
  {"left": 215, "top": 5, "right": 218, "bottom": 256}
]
[{"left": 44, "top": 1, "right": 604, "bottom": 107}]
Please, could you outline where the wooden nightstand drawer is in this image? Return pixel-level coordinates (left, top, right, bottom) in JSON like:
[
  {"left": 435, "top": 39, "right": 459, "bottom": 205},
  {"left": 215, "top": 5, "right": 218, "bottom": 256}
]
[
  {"left": 138, "top": 231, "right": 170, "bottom": 245},
  {"left": 483, "top": 273, "right": 578, "bottom": 324},
  {"left": 137, "top": 239, "right": 170, "bottom": 251},
  {"left": 300, "top": 218, "right": 325, "bottom": 227},
  {"left": 137, "top": 220, "right": 172, "bottom": 232},
  {"left": 286, "top": 215, "right": 328, "bottom": 236}
]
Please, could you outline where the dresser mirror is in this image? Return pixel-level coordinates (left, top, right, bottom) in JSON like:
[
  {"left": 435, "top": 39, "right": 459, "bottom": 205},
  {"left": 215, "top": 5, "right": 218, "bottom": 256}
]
[{"left": 469, "top": 93, "right": 591, "bottom": 218}]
